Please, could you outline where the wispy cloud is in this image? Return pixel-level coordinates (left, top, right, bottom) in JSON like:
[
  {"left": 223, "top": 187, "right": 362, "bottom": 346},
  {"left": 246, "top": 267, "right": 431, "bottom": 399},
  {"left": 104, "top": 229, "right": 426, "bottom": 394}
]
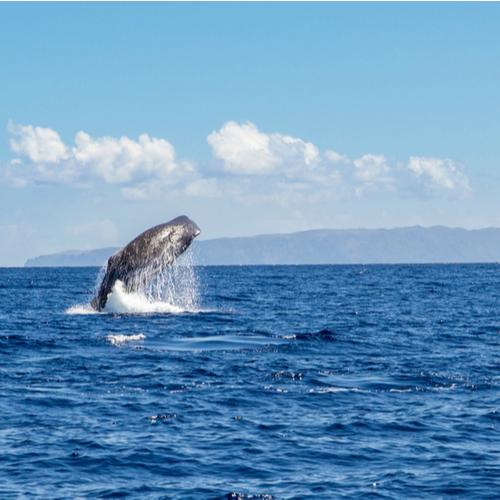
[{"left": 408, "top": 156, "right": 471, "bottom": 195}]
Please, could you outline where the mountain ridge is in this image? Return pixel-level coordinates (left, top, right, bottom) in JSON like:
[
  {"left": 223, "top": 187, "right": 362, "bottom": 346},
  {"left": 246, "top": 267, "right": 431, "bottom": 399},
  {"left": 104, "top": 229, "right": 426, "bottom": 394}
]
[{"left": 24, "top": 226, "right": 500, "bottom": 267}]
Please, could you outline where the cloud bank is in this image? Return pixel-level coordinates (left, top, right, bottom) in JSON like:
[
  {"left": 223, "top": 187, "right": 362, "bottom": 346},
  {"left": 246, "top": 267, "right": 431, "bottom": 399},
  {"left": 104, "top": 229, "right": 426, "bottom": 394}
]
[
  {"left": 206, "top": 121, "right": 471, "bottom": 199},
  {"left": 3, "top": 120, "right": 471, "bottom": 202}
]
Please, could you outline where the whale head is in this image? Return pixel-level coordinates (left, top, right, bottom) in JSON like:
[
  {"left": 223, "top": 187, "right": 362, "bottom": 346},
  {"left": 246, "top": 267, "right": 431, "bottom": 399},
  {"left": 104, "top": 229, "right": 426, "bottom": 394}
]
[
  {"left": 127, "top": 215, "right": 201, "bottom": 267},
  {"left": 168, "top": 215, "right": 201, "bottom": 253}
]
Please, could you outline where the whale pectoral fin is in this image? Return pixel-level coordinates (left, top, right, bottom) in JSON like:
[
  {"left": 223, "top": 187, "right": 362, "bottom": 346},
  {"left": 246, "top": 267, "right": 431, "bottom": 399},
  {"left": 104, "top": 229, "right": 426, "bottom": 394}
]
[{"left": 92, "top": 257, "right": 121, "bottom": 311}]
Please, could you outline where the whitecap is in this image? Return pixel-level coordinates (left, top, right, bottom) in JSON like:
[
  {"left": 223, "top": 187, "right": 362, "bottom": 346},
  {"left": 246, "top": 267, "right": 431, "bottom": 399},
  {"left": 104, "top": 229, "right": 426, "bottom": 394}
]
[
  {"left": 309, "top": 386, "right": 361, "bottom": 394},
  {"left": 106, "top": 333, "right": 146, "bottom": 346}
]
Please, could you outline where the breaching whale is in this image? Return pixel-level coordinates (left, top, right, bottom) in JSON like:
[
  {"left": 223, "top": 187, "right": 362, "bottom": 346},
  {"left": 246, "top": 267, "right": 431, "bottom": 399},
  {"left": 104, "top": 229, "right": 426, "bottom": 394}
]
[{"left": 91, "top": 215, "right": 201, "bottom": 311}]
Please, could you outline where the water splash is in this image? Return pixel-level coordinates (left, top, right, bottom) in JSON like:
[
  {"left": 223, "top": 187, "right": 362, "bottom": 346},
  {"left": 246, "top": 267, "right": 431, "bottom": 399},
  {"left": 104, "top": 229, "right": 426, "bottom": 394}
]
[
  {"left": 66, "top": 304, "right": 98, "bottom": 315},
  {"left": 104, "top": 248, "right": 200, "bottom": 313},
  {"left": 68, "top": 247, "right": 200, "bottom": 315},
  {"left": 140, "top": 247, "right": 200, "bottom": 311},
  {"left": 104, "top": 281, "right": 186, "bottom": 314}
]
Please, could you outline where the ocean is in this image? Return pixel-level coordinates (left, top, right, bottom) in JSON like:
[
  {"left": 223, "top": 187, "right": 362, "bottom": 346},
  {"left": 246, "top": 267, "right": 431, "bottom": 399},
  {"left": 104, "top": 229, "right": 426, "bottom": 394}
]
[{"left": 1, "top": 264, "right": 499, "bottom": 498}]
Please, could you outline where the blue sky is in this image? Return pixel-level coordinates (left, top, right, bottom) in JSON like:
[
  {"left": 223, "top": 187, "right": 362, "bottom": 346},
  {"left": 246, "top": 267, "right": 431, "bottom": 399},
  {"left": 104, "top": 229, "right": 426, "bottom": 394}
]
[{"left": 1, "top": 2, "right": 500, "bottom": 265}]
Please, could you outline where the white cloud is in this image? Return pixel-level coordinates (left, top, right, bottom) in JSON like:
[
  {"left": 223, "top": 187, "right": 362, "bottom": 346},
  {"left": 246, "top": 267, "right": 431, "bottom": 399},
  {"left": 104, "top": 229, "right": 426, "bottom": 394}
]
[
  {"left": 8, "top": 122, "right": 68, "bottom": 163},
  {"left": 408, "top": 156, "right": 471, "bottom": 193},
  {"left": 207, "top": 121, "right": 276, "bottom": 174},
  {"left": 73, "top": 131, "right": 189, "bottom": 184},
  {"left": 325, "top": 149, "right": 350, "bottom": 164},
  {"left": 206, "top": 121, "right": 473, "bottom": 202},
  {"left": 3, "top": 120, "right": 472, "bottom": 204},
  {"left": 272, "top": 133, "right": 320, "bottom": 169},
  {"left": 6, "top": 122, "right": 194, "bottom": 189},
  {"left": 207, "top": 121, "right": 319, "bottom": 175},
  {"left": 353, "top": 154, "right": 391, "bottom": 183}
]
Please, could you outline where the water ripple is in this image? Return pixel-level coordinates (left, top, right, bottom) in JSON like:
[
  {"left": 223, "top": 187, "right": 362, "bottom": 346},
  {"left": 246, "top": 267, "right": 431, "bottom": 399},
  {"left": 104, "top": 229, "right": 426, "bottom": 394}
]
[{"left": 0, "top": 264, "right": 499, "bottom": 497}]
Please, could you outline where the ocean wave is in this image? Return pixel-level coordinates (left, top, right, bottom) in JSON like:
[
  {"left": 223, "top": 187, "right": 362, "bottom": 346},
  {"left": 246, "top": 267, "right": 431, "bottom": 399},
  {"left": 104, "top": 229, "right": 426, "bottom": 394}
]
[{"left": 3, "top": 264, "right": 500, "bottom": 497}]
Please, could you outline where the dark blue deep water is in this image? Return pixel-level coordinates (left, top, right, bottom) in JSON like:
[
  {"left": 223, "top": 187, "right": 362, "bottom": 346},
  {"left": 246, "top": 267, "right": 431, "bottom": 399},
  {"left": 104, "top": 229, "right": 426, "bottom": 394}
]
[{"left": 1, "top": 265, "right": 499, "bottom": 498}]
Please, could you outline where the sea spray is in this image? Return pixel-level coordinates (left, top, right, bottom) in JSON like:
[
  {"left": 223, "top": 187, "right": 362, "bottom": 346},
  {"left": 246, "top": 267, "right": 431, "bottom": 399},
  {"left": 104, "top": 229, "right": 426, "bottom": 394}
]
[
  {"left": 143, "top": 247, "right": 199, "bottom": 310},
  {"left": 98, "top": 247, "right": 200, "bottom": 314}
]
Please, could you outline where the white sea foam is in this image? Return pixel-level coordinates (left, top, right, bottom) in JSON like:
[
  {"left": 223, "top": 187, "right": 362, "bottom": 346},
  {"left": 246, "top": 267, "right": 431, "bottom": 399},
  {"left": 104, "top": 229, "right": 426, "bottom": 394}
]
[
  {"left": 107, "top": 333, "right": 146, "bottom": 345},
  {"left": 65, "top": 304, "right": 98, "bottom": 315},
  {"left": 104, "top": 280, "right": 185, "bottom": 314},
  {"left": 309, "top": 387, "right": 362, "bottom": 394}
]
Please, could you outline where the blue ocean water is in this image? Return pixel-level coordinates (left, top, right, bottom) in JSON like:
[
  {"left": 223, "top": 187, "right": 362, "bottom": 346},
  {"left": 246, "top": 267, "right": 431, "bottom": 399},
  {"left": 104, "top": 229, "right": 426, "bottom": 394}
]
[{"left": 1, "top": 264, "right": 499, "bottom": 498}]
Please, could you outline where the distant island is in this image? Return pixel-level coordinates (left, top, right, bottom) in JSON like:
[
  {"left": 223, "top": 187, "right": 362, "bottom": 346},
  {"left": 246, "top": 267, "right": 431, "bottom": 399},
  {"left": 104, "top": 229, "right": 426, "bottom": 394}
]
[{"left": 24, "top": 226, "right": 500, "bottom": 267}]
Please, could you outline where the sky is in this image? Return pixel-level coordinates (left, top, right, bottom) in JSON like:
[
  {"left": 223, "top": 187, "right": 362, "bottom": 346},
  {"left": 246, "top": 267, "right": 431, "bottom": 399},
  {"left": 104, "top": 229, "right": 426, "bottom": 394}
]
[{"left": 1, "top": 2, "right": 500, "bottom": 266}]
